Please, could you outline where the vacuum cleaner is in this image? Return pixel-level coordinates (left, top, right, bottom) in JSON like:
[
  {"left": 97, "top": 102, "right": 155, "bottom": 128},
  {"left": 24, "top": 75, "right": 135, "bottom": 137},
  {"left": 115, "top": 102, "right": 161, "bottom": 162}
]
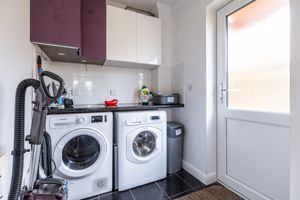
[{"left": 8, "top": 71, "right": 67, "bottom": 200}]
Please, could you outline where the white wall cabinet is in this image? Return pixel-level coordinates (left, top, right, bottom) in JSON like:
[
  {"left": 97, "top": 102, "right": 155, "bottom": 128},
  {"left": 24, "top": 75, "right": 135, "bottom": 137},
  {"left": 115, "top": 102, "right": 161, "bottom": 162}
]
[
  {"left": 106, "top": 5, "right": 137, "bottom": 63},
  {"left": 106, "top": 5, "right": 161, "bottom": 68},
  {"left": 137, "top": 13, "right": 161, "bottom": 65}
]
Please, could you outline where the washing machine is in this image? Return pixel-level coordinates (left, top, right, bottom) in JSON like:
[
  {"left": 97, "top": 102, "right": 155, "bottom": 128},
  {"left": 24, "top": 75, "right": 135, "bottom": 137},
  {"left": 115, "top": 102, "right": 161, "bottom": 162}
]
[
  {"left": 114, "top": 111, "right": 167, "bottom": 191},
  {"left": 46, "top": 112, "right": 113, "bottom": 200}
]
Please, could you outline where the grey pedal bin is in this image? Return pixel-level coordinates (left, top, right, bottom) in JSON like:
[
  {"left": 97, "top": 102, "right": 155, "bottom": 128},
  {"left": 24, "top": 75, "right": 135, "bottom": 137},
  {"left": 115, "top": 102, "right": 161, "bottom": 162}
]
[{"left": 167, "top": 122, "right": 184, "bottom": 174}]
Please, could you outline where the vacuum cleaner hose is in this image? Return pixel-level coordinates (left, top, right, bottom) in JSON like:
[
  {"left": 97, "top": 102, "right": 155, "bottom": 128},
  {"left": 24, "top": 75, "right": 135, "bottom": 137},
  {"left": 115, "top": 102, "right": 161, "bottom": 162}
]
[{"left": 8, "top": 79, "right": 40, "bottom": 200}]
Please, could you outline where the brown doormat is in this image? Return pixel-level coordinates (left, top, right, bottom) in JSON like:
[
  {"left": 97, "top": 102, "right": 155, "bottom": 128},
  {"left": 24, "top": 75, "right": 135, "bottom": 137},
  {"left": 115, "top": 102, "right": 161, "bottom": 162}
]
[{"left": 175, "top": 185, "right": 241, "bottom": 200}]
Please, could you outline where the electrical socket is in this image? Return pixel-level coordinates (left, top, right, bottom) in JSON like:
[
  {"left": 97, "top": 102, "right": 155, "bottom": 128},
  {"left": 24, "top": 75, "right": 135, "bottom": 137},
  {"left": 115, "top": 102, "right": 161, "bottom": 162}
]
[
  {"left": 110, "top": 89, "right": 116, "bottom": 97},
  {"left": 71, "top": 89, "right": 80, "bottom": 96}
]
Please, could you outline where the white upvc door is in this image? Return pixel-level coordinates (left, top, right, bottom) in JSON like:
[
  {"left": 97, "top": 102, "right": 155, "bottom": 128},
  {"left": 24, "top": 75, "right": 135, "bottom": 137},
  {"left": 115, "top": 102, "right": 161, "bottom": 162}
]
[{"left": 217, "top": 0, "right": 290, "bottom": 199}]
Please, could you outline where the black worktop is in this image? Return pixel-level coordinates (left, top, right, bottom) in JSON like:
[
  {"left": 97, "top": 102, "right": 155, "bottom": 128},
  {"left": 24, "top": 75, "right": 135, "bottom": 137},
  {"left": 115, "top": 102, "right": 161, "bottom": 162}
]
[{"left": 48, "top": 103, "right": 184, "bottom": 115}]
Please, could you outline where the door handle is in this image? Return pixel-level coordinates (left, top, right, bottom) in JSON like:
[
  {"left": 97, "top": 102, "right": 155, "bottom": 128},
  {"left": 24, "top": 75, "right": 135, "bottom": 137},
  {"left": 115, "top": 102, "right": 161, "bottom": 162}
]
[{"left": 218, "top": 82, "right": 227, "bottom": 103}]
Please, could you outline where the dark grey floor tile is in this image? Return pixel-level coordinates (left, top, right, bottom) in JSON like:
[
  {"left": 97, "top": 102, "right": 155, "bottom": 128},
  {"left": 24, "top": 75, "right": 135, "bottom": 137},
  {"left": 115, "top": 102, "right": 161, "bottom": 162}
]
[
  {"left": 157, "top": 174, "right": 192, "bottom": 197},
  {"left": 167, "top": 169, "right": 183, "bottom": 176},
  {"left": 170, "top": 189, "right": 194, "bottom": 199},
  {"left": 176, "top": 171, "right": 205, "bottom": 188},
  {"left": 99, "top": 190, "right": 134, "bottom": 200},
  {"left": 131, "top": 182, "right": 169, "bottom": 200}
]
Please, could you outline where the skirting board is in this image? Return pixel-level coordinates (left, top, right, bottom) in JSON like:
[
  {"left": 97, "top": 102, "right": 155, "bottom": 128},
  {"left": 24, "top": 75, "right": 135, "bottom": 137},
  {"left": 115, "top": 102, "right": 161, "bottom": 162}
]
[{"left": 182, "top": 160, "right": 217, "bottom": 185}]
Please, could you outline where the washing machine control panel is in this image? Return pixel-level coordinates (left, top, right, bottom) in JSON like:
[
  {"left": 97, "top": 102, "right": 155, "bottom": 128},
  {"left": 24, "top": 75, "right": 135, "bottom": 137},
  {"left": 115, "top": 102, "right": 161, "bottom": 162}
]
[
  {"left": 151, "top": 116, "right": 160, "bottom": 121},
  {"left": 126, "top": 115, "right": 161, "bottom": 126}
]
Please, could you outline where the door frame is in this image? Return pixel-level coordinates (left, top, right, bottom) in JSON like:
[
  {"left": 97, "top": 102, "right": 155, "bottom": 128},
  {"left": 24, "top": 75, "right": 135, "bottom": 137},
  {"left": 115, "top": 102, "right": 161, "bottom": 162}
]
[{"left": 290, "top": 0, "right": 300, "bottom": 199}]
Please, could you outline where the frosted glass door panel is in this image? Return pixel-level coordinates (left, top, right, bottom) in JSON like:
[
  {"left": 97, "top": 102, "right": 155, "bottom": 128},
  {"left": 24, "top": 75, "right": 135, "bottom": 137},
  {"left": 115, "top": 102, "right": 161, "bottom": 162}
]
[{"left": 227, "top": 0, "right": 290, "bottom": 113}]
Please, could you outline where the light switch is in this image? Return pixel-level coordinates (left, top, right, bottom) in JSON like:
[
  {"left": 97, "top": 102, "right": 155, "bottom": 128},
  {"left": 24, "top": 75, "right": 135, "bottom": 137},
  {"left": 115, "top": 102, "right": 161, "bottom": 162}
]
[{"left": 188, "top": 82, "right": 193, "bottom": 92}]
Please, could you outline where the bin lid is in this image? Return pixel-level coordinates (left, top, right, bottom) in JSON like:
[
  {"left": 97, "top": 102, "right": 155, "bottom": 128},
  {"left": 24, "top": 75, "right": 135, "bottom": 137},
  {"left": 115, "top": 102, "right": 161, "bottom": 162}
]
[
  {"left": 167, "top": 122, "right": 183, "bottom": 129},
  {"left": 167, "top": 122, "right": 184, "bottom": 137}
]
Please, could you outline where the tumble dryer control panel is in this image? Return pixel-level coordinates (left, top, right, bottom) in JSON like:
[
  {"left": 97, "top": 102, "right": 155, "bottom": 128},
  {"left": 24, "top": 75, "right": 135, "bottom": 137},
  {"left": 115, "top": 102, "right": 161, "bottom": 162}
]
[
  {"left": 49, "top": 113, "right": 111, "bottom": 129},
  {"left": 91, "top": 115, "right": 108, "bottom": 123}
]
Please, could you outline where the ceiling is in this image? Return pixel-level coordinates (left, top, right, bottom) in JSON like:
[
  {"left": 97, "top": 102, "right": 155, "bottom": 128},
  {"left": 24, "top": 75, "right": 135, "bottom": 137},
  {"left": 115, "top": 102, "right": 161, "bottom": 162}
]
[{"left": 109, "top": 0, "right": 176, "bottom": 12}]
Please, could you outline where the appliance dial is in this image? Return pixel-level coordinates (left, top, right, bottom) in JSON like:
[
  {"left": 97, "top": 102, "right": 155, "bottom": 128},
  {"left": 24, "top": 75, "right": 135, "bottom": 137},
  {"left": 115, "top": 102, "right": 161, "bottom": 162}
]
[
  {"left": 143, "top": 116, "right": 148, "bottom": 122},
  {"left": 76, "top": 117, "right": 87, "bottom": 124}
]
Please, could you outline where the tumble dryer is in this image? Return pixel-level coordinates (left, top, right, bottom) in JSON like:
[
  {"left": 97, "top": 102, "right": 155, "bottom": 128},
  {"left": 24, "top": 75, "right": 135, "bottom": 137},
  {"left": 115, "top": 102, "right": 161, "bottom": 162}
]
[
  {"left": 46, "top": 112, "right": 113, "bottom": 200},
  {"left": 114, "top": 111, "right": 167, "bottom": 191}
]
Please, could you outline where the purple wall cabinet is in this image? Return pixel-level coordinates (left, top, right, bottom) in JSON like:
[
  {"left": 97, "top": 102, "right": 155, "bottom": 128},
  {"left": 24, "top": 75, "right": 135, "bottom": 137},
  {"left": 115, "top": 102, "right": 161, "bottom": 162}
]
[
  {"left": 81, "top": 0, "right": 106, "bottom": 60},
  {"left": 30, "top": 0, "right": 106, "bottom": 65},
  {"left": 30, "top": 0, "right": 81, "bottom": 48}
]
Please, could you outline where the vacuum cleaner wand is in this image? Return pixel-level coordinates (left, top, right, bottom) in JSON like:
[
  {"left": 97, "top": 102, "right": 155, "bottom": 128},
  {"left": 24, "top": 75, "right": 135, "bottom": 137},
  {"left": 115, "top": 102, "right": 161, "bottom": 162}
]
[
  {"left": 9, "top": 71, "right": 64, "bottom": 200},
  {"left": 28, "top": 71, "right": 64, "bottom": 145}
]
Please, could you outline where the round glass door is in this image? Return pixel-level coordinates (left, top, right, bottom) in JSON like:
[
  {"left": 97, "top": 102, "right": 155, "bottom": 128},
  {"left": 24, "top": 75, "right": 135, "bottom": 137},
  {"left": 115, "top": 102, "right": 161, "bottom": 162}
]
[
  {"left": 62, "top": 135, "right": 100, "bottom": 170},
  {"left": 54, "top": 128, "right": 107, "bottom": 177},
  {"left": 132, "top": 131, "right": 156, "bottom": 157}
]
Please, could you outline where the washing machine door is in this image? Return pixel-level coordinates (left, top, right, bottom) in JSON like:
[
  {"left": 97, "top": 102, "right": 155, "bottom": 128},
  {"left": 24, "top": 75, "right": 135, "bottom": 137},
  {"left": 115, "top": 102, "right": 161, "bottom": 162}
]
[
  {"left": 126, "top": 127, "right": 162, "bottom": 164},
  {"left": 54, "top": 128, "right": 107, "bottom": 178}
]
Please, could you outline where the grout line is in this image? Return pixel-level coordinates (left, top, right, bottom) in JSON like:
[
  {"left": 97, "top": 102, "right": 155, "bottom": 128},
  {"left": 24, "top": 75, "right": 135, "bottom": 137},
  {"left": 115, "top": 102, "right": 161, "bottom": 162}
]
[
  {"left": 174, "top": 173, "right": 194, "bottom": 189},
  {"left": 174, "top": 173, "right": 201, "bottom": 192},
  {"left": 98, "top": 191, "right": 119, "bottom": 199},
  {"left": 155, "top": 181, "right": 171, "bottom": 199},
  {"left": 174, "top": 172, "right": 207, "bottom": 192},
  {"left": 159, "top": 173, "right": 199, "bottom": 199},
  {"left": 98, "top": 190, "right": 119, "bottom": 199},
  {"left": 129, "top": 189, "right": 136, "bottom": 200}
]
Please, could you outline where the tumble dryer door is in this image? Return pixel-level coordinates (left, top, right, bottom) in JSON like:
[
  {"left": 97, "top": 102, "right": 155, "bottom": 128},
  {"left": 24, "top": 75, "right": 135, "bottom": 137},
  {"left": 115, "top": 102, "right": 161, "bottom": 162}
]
[
  {"left": 54, "top": 128, "right": 107, "bottom": 178},
  {"left": 126, "top": 127, "right": 163, "bottom": 164}
]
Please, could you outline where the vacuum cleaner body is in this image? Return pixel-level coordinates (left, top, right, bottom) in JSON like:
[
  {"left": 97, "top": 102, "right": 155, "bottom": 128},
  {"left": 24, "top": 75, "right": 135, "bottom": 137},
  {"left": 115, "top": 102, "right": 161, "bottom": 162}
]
[
  {"left": 22, "top": 178, "right": 67, "bottom": 200},
  {"left": 9, "top": 71, "right": 67, "bottom": 200}
]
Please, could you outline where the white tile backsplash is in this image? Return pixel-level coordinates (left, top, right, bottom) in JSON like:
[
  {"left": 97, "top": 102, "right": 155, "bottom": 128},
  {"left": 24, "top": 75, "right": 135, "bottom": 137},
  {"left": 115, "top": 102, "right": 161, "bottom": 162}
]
[
  {"left": 158, "top": 78, "right": 172, "bottom": 94},
  {"left": 151, "top": 66, "right": 173, "bottom": 95},
  {"left": 171, "top": 63, "right": 185, "bottom": 104},
  {"left": 43, "top": 61, "right": 152, "bottom": 105}
]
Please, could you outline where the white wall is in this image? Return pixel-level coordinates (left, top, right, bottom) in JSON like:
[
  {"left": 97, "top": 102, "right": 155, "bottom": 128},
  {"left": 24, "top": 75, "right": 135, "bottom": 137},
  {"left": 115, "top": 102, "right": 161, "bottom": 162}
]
[
  {"left": 171, "top": 0, "right": 217, "bottom": 184},
  {"left": 0, "top": 0, "right": 35, "bottom": 198},
  {"left": 290, "top": 0, "right": 300, "bottom": 199}
]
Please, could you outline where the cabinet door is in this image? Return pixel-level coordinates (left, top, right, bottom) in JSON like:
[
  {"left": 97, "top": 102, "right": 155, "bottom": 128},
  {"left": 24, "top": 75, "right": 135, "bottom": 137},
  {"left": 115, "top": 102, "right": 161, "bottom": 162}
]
[
  {"left": 106, "top": 5, "right": 137, "bottom": 63},
  {"left": 81, "top": 0, "right": 106, "bottom": 60},
  {"left": 30, "top": 0, "right": 81, "bottom": 47},
  {"left": 137, "top": 14, "right": 161, "bottom": 65}
]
